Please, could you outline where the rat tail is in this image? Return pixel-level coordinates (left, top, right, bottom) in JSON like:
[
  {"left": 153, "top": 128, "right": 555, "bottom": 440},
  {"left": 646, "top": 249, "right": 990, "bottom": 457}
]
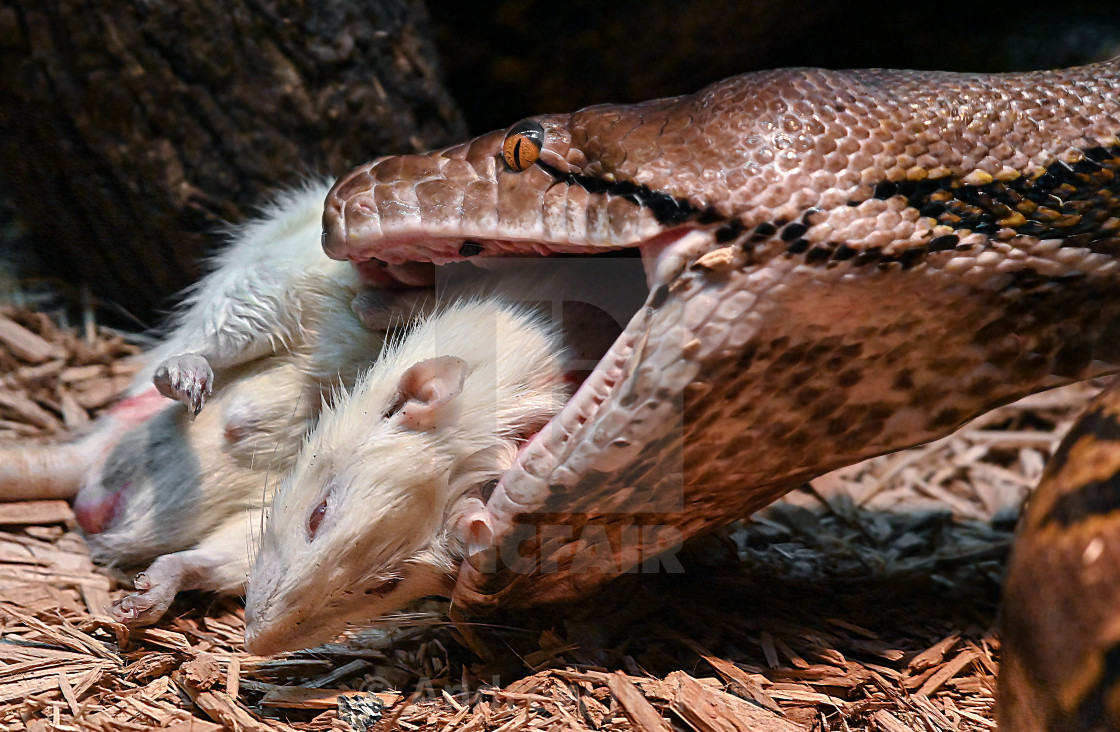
[
  {"left": 0, "top": 388, "right": 173, "bottom": 502},
  {"left": 0, "top": 441, "right": 91, "bottom": 500}
]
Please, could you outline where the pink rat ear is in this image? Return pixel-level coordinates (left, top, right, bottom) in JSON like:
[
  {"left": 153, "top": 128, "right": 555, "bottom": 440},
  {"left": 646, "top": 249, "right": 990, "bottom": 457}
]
[
  {"left": 393, "top": 356, "right": 468, "bottom": 430},
  {"left": 452, "top": 497, "right": 494, "bottom": 557}
]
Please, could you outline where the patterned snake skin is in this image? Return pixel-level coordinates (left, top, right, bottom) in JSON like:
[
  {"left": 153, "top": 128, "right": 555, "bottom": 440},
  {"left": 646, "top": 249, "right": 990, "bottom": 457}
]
[
  {"left": 323, "top": 58, "right": 1120, "bottom": 720},
  {"left": 1001, "top": 378, "right": 1120, "bottom": 729}
]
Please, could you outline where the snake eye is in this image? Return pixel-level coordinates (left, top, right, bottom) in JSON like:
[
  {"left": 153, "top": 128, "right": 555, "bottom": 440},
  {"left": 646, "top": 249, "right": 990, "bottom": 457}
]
[
  {"left": 502, "top": 119, "right": 545, "bottom": 172},
  {"left": 307, "top": 498, "right": 328, "bottom": 539}
]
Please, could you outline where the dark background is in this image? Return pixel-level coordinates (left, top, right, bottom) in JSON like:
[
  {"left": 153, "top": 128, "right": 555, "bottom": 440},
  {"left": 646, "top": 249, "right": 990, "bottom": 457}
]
[{"left": 427, "top": 0, "right": 1120, "bottom": 134}]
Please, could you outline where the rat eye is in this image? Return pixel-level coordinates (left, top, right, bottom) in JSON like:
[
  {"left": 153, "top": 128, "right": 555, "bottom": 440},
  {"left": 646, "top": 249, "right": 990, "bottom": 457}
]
[
  {"left": 502, "top": 119, "right": 545, "bottom": 172},
  {"left": 307, "top": 498, "right": 328, "bottom": 539},
  {"left": 365, "top": 576, "right": 403, "bottom": 596}
]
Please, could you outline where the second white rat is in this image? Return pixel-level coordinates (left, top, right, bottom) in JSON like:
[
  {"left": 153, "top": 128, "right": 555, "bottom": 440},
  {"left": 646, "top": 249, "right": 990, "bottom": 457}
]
[
  {"left": 0, "top": 182, "right": 396, "bottom": 625},
  {"left": 244, "top": 297, "right": 569, "bottom": 655}
]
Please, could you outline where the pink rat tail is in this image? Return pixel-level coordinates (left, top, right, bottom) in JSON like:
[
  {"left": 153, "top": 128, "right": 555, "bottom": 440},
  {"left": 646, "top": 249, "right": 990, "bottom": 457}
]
[
  {"left": 0, "top": 441, "right": 90, "bottom": 501},
  {"left": 0, "top": 387, "right": 170, "bottom": 503}
]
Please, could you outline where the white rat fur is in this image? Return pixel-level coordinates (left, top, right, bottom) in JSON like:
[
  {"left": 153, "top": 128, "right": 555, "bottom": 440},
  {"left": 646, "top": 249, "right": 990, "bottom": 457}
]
[
  {"left": 0, "top": 181, "right": 394, "bottom": 625},
  {"left": 103, "top": 182, "right": 403, "bottom": 624},
  {"left": 244, "top": 297, "right": 569, "bottom": 655},
  {"left": 138, "top": 181, "right": 359, "bottom": 393},
  {"left": 0, "top": 181, "right": 347, "bottom": 497}
]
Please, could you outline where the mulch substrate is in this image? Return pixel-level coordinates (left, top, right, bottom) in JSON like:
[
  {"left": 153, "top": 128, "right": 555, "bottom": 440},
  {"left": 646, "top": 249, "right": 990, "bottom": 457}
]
[{"left": 0, "top": 305, "right": 1101, "bottom": 731}]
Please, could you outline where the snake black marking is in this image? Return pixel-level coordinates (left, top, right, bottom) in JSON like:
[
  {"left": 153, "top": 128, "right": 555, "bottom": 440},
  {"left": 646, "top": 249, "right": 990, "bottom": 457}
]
[
  {"left": 1041, "top": 474, "right": 1120, "bottom": 529},
  {"left": 1056, "top": 642, "right": 1120, "bottom": 730},
  {"left": 1036, "top": 404, "right": 1120, "bottom": 528},
  {"left": 537, "top": 160, "right": 707, "bottom": 225},
  {"left": 542, "top": 139, "right": 1120, "bottom": 280},
  {"left": 791, "top": 140, "right": 1120, "bottom": 270}
]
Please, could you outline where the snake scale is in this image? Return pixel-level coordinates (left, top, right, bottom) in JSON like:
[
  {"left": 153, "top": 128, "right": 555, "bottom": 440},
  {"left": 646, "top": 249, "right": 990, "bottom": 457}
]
[
  {"left": 1001, "top": 379, "right": 1120, "bottom": 728},
  {"left": 321, "top": 58, "right": 1120, "bottom": 726}
]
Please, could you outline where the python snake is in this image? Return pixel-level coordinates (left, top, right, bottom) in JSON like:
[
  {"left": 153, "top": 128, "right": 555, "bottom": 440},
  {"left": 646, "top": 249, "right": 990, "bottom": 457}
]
[{"left": 322, "top": 58, "right": 1120, "bottom": 727}]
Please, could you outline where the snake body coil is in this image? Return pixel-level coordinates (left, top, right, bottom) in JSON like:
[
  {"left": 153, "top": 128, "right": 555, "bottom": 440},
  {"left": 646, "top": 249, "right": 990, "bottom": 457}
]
[{"left": 1001, "top": 379, "right": 1120, "bottom": 729}]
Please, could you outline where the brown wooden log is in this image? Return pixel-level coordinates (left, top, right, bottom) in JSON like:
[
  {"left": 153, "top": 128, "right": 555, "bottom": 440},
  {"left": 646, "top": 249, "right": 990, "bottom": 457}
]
[{"left": 0, "top": 0, "right": 465, "bottom": 322}]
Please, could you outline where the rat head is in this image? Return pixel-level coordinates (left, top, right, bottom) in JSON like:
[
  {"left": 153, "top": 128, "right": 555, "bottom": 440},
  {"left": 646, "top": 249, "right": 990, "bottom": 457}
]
[
  {"left": 245, "top": 298, "right": 567, "bottom": 654},
  {"left": 75, "top": 406, "right": 222, "bottom": 566},
  {"left": 244, "top": 354, "right": 498, "bottom": 655},
  {"left": 76, "top": 361, "right": 309, "bottom": 569}
]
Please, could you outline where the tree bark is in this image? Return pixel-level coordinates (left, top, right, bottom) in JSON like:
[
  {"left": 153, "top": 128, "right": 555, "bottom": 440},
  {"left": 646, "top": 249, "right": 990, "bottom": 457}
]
[{"left": 0, "top": 0, "right": 465, "bottom": 323}]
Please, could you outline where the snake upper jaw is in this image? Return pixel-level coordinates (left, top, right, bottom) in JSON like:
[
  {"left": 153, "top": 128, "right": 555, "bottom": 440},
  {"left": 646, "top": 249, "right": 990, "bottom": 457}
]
[{"left": 327, "top": 204, "right": 713, "bottom": 298}]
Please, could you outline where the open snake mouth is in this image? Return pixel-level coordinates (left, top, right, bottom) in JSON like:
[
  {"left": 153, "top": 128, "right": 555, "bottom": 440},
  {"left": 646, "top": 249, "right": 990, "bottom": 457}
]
[
  {"left": 320, "top": 112, "right": 734, "bottom": 448},
  {"left": 341, "top": 230, "right": 684, "bottom": 473},
  {"left": 286, "top": 57, "right": 1120, "bottom": 619},
  {"left": 318, "top": 142, "right": 732, "bottom": 525}
]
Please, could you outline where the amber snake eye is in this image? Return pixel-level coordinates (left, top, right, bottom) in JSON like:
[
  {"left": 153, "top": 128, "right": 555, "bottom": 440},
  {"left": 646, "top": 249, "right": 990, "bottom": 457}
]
[{"left": 502, "top": 119, "right": 545, "bottom": 172}]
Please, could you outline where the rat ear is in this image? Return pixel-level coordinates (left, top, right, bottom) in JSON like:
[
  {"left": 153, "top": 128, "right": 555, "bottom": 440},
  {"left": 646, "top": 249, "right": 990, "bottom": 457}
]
[
  {"left": 393, "top": 356, "right": 468, "bottom": 430},
  {"left": 452, "top": 497, "right": 494, "bottom": 557}
]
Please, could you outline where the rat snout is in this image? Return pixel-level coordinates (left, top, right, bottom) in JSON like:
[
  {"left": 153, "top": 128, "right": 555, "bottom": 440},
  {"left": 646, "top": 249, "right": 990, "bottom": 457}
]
[
  {"left": 243, "top": 573, "right": 301, "bottom": 655},
  {"left": 73, "top": 483, "right": 127, "bottom": 534},
  {"left": 243, "top": 623, "right": 295, "bottom": 656},
  {"left": 244, "top": 570, "right": 378, "bottom": 655},
  {"left": 243, "top": 602, "right": 317, "bottom": 656},
  {"left": 241, "top": 609, "right": 273, "bottom": 655}
]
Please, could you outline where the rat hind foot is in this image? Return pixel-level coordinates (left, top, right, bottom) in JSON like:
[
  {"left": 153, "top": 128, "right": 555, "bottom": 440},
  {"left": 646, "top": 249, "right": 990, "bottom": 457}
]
[
  {"left": 109, "top": 518, "right": 256, "bottom": 626},
  {"left": 112, "top": 570, "right": 180, "bottom": 626},
  {"left": 153, "top": 354, "right": 214, "bottom": 415}
]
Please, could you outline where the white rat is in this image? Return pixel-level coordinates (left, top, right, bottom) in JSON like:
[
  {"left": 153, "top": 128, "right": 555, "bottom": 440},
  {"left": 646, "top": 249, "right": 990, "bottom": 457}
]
[
  {"left": 0, "top": 182, "right": 397, "bottom": 625},
  {"left": 0, "top": 182, "right": 350, "bottom": 498},
  {"left": 243, "top": 297, "right": 570, "bottom": 655}
]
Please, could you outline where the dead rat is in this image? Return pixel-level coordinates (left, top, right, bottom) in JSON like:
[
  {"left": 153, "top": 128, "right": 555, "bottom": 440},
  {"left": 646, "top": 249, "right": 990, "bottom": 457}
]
[{"left": 243, "top": 296, "right": 571, "bottom": 655}]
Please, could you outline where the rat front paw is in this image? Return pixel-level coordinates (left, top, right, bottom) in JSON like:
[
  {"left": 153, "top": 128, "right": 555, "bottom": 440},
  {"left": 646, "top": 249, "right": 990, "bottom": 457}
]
[
  {"left": 111, "top": 571, "right": 177, "bottom": 626},
  {"left": 153, "top": 354, "right": 214, "bottom": 416}
]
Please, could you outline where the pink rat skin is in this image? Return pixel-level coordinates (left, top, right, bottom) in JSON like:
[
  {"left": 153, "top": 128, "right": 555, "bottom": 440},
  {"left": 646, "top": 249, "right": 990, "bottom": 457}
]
[{"left": 0, "top": 182, "right": 396, "bottom": 625}]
